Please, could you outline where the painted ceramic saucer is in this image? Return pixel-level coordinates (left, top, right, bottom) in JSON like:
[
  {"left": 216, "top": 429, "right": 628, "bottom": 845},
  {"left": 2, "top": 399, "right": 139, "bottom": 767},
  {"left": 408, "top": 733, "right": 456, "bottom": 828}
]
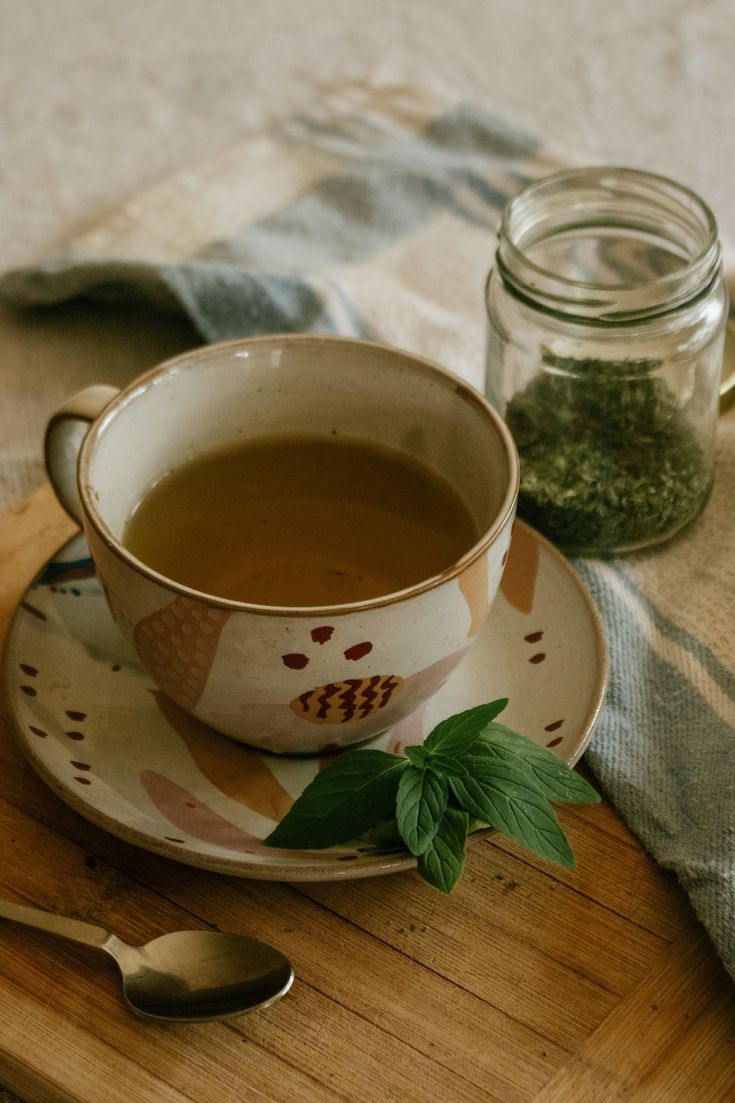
[{"left": 2, "top": 521, "right": 606, "bottom": 882}]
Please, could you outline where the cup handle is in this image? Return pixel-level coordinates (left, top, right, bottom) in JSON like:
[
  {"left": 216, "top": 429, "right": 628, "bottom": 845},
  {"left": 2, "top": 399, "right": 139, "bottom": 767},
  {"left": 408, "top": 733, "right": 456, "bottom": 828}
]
[{"left": 44, "top": 385, "right": 120, "bottom": 524}]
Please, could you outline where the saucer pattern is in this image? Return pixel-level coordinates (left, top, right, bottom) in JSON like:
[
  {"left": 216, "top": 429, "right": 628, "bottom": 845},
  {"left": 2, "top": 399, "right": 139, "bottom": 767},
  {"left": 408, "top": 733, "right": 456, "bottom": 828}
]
[{"left": 3, "top": 522, "right": 607, "bottom": 881}]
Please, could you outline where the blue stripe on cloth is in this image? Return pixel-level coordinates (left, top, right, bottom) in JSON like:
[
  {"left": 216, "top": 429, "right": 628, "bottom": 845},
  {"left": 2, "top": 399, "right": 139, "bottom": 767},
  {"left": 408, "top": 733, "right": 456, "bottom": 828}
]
[
  {"left": 286, "top": 102, "right": 540, "bottom": 165},
  {"left": 201, "top": 103, "right": 539, "bottom": 277},
  {"left": 199, "top": 162, "right": 519, "bottom": 275},
  {"left": 0, "top": 256, "right": 355, "bottom": 341},
  {"left": 577, "top": 562, "right": 735, "bottom": 977},
  {"left": 423, "top": 103, "right": 540, "bottom": 161},
  {"left": 0, "top": 101, "right": 541, "bottom": 340},
  {"left": 286, "top": 111, "right": 396, "bottom": 146},
  {"left": 198, "top": 167, "right": 464, "bottom": 271},
  {"left": 156, "top": 263, "right": 343, "bottom": 341},
  {"left": 602, "top": 562, "right": 735, "bottom": 707},
  {"left": 320, "top": 278, "right": 378, "bottom": 340}
]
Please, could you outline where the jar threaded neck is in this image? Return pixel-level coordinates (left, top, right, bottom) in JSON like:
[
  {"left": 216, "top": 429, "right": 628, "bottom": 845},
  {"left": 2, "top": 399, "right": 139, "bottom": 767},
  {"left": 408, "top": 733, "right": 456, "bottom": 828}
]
[{"left": 496, "top": 167, "right": 721, "bottom": 324}]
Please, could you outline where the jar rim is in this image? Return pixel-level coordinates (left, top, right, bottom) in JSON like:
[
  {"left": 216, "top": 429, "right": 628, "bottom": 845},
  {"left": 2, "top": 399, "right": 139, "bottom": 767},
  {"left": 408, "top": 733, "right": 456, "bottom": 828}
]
[{"left": 496, "top": 166, "right": 721, "bottom": 322}]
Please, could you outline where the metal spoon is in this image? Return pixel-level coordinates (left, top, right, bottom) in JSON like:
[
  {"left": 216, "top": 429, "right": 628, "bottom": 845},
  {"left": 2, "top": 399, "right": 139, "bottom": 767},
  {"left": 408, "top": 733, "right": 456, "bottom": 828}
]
[{"left": 0, "top": 896, "right": 294, "bottom": 1021}]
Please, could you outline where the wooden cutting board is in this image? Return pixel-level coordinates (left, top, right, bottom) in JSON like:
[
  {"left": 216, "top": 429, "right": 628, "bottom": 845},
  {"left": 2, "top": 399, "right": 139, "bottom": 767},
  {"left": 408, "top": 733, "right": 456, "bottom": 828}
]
[{"left": 0, "top": 485, "right": 734, "bottom": 1103}]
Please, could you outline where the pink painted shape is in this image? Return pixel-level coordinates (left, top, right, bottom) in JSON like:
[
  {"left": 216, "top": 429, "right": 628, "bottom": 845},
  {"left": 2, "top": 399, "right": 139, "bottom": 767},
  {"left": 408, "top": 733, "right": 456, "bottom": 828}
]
[
  {"left": 386, "top": 705, "right": 427, "bottom": 754},
  {"left": 141, "top": 770, "right": 259, "bottom": 853},
  {"left": 139, "top": 770, "right": 354, "bottom": 859},
  {"left": 385, "top": 650, "right": 470, "bottom": 754}
]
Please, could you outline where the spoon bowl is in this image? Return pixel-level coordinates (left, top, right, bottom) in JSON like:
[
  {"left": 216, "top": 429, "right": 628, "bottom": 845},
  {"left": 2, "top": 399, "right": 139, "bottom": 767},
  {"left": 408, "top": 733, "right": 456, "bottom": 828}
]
[
  {"left": 113, "top": 928, "right": 294, "bottom": 1021},
  {"left": 0, "top": 897, "right": 294, "bottom": 1022}
]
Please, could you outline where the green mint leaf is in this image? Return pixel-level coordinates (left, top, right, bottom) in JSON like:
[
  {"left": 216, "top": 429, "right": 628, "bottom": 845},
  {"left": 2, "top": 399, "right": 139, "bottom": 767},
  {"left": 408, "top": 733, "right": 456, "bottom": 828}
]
[
  {"left": 424, "top": 699, "right": 509, "bottom": 756},
  {"left": 449, "top": 757, "right": 575, "bottom": 868},
  {"left": 417, "top": 807, "right": 469, "bottom": 893},
  {"left": 265, "top": 750, "right": 407, "bottom": 849},
  {"left": 404, "top": 745, "right": 429, "bottom": 768},
  {"left": 356, "top": 819, "right": 405, "bottom": 854},
  {"left": 425, "top": 753, "right": 469, "bottom": 779},
  {"left": 478, "top": 723, "right": 600, "bottom": 804},
  {"left": 396, "top": 766, "right": 448, "bottom": 856}
]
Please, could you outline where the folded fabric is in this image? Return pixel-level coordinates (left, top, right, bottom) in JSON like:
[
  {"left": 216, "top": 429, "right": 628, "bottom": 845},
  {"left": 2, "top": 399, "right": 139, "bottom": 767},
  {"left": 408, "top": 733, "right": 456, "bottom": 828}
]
[
  {"left": 0, "top": 83, "right": 567, "bottom": 390},
  {"left": 1, "top": 80, "right": 733, "bottom": 982}
]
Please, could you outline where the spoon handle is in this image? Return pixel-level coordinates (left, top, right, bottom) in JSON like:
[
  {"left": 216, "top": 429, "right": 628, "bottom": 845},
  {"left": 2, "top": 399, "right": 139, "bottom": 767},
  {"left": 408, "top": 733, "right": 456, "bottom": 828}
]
[{"left": 0, "top": 897, "right": 112, "bottom": 950}]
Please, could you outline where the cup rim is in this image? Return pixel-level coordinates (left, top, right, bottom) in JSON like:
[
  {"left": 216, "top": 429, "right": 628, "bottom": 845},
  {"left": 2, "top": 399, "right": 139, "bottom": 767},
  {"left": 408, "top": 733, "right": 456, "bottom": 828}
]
[{"left": 79, "top": 333, "right": 520, "bottom": 617}]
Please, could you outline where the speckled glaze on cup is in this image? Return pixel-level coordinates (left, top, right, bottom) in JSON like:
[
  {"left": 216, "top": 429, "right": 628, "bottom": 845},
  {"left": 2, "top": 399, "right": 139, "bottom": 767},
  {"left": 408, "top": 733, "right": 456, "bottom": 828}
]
[{"left": 45, "top": 335, "right": 519, "bottom": 754}]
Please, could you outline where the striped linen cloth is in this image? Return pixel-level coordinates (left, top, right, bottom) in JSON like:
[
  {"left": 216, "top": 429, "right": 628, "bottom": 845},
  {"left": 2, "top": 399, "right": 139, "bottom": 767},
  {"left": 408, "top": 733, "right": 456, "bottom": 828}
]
[{"left": 1, "top": 81, "right": 733, "bottom": 982}]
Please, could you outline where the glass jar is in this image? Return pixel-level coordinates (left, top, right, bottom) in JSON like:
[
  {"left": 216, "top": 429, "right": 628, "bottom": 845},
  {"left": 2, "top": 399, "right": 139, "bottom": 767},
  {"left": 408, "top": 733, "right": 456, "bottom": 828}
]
[{"left": 485, "top": 167, "right": 728, "bottom": 556}]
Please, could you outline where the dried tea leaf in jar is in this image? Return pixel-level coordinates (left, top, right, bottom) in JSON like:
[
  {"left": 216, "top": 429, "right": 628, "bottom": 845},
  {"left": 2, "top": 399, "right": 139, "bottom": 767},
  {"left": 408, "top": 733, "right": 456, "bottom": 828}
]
[
  {"left": 485, "top": 168, "right": 728, "bottom": 556},
  {"left": 505, "top": 350, "right": 711, "bottom": 553}
]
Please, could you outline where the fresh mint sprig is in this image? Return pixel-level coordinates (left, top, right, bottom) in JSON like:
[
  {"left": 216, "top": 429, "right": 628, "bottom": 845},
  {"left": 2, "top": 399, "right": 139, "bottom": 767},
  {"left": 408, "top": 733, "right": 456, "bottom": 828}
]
[{"left": 265, "top": 699, "right": 599, "bottom": 892}]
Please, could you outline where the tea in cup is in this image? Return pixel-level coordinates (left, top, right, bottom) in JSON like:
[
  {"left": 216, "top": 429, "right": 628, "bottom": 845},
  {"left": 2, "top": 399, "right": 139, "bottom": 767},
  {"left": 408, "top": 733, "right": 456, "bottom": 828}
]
[{"left": 45, "top": 335, "right": 519, "bottom": 754}]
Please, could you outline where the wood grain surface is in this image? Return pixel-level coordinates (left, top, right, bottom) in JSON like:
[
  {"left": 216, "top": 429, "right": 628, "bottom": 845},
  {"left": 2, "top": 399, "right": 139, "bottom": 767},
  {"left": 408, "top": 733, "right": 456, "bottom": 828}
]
[{"left": 0, "top": 485, "right": 734, "bottom": 1103}]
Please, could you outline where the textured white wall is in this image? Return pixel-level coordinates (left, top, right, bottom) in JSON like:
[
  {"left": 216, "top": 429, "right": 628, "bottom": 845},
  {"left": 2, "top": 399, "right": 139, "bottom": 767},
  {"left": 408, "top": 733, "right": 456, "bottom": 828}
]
[{"left": 3, "top": 0, "right": 734, "bottom": 268}]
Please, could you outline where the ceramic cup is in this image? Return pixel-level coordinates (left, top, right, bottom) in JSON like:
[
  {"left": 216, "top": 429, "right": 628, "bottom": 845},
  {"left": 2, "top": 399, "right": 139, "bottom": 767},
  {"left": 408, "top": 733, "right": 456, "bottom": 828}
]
[{"left": 45, "top": 335, "right": 519, "bottom": 754}]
